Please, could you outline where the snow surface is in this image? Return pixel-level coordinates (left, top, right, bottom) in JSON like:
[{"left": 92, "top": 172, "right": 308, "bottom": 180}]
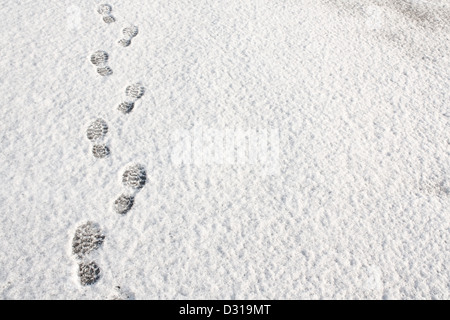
[{"left": 0, "top": 0, "right": 449, "bottom": 299}]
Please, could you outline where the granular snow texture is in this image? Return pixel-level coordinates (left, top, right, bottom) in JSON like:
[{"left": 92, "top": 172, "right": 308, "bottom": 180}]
[{"left": 0, "top": 0, "right": 448, "bottom": 299}]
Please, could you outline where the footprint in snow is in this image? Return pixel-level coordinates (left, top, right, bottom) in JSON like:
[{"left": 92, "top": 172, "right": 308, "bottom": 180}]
[
  {"left": 71, "top": 222, "right": 105, "bottom": 286},
  {"left": 122, "top": 163, "right": 147, "bottom": 189},
  {"left": 90, "top": 50, "right": 108, "bottom": 66},
  {"left": 117, "top": 83, "right": 145, "bottom": 114},
  {"left": 126, "top": 83, "right": 145, "bottom": 99},
  {"left": 118, "top": 26, "right": 139, "bottom": 47},
  {"left": 90, "top": 50, "right": 113, "bottom": 76},
  {"left": 86, "top": 118, "right": 110, "bottom": 159},
  {"left": 87, "top": 118, "right": 108, "bottom": 141},
  {"left": 97, "top": 4, "right": 115, "bottom": 24},
  {"left": 113, "top": 164, "right": 147, "bottom": 215}
]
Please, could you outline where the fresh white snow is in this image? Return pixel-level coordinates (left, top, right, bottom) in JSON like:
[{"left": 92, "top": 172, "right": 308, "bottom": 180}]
[{"left": 0, "top": 0, "right": 449, "bottom": 299}]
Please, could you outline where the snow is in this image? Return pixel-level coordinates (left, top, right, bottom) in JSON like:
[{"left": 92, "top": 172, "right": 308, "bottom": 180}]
[{"left": 0, "top": 0, "right": 448, "bottom": 299}]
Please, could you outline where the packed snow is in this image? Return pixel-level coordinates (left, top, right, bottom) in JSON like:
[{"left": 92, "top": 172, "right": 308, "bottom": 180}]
[{"left": 0, "top": 0, "right": 448, "bottom": 299}]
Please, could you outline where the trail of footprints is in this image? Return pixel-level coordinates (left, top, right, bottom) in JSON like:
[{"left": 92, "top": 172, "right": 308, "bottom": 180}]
[{"left": 72, "top": 4, "right": 146, "bottom": 291}]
